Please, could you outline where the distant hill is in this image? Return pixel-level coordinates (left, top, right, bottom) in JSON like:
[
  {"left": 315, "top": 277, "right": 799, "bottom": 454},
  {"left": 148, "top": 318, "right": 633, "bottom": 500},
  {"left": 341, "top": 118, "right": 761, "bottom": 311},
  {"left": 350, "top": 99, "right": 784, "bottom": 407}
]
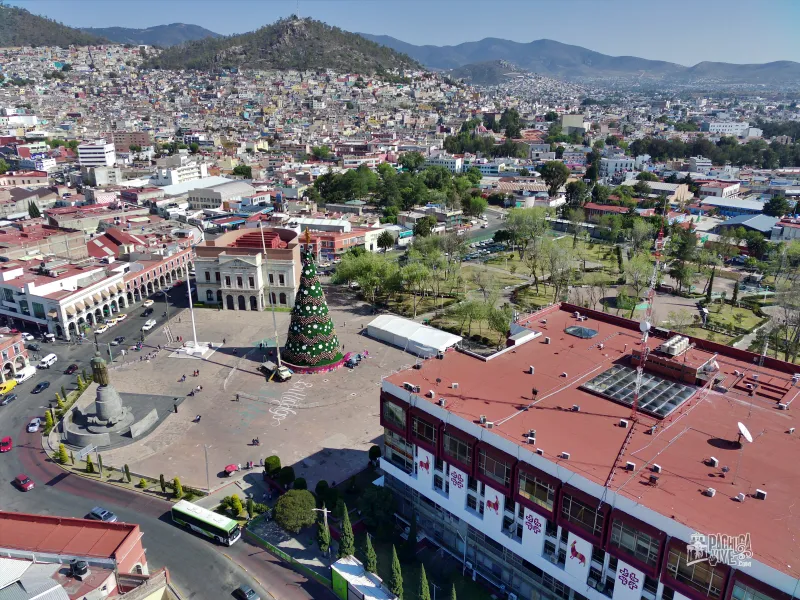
[
  {"left": 359, "top": 33, "right": 800, "bottom": 84},
  {"left": 145, "top": 16, "right": 419, "bottom": 73},
  {"left": 81, "top": 23, "right": 221, "bottom": 47},
  {"left": 0, "top": 4, "right": 106, "bottom": 47},
  {"left": 448, "top": 60, "right": 524, "bottom": 86}
]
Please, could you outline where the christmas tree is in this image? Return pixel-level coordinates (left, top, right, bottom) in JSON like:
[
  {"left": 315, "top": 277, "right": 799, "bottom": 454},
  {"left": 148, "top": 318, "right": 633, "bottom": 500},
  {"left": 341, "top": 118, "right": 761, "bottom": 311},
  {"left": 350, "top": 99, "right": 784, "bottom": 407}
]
[{"left": 283, "top": 241, "right": 343, "bottom": 367}]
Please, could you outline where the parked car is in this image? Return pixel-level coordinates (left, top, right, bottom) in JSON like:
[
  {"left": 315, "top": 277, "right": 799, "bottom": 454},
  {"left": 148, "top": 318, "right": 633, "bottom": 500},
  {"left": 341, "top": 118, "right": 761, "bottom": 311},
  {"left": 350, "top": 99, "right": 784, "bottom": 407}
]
[
  {"left": 141, "top": 307, "right": 154, "bottom": 317},
  {"left": 14, "top": 474, "right": 34, "bottom": 491},
  {"left": 94, "top": 324, "right": 109, "bottom": 334},
  {"left": 65, "top": 363, "right": 79, "bottom": 375},
  {"left": 141, "top": 319, "right": 157, "bottom": 332},
  {"left": 32, "top": 381, "right": 50, "bottom": 394},
  {"left": 233, "top": 585, "right": 260, "bottom": 600},
  {"left": 142, "top": 299, "right": 154, "bottom": 308},
  {"left": 0, "top": 436, "right": 11, "bottom": 452},
  {"left": 27, "top": 417, "right": 41, "bottom": 432},
  {"left": 110, "top": 336, "right": 126, "bottom": 346},
  {"left": 1, "top": 393, "right": 17, "bottom": 406},
  {"left": 26, "top": 342, "right": 41, "bottom": 352},
  {"left": 0, "top": 380, "right": 17, "bottom": 395},
  {"left": 14, "top": 366, "right": 37, "bottom": 384},
  {"left": 20, "top": 333, "right": 34, "bottom": 341},
  {"left": 87, "top": 506, "right": 118, "bottom": 522},
  {"left": 116, "top": 313, "right": 127, "bottom": 321}
]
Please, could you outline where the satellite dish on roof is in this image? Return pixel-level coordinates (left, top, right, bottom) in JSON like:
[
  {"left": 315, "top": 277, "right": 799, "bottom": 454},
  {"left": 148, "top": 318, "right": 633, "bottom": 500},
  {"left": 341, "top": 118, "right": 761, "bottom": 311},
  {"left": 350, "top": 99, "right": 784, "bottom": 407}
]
[
  {"left": 639, "top": 321, "right": 650, "bottom": 333},
  {"left": 738, "top": 422, "right": 753, "bottom": 443}
]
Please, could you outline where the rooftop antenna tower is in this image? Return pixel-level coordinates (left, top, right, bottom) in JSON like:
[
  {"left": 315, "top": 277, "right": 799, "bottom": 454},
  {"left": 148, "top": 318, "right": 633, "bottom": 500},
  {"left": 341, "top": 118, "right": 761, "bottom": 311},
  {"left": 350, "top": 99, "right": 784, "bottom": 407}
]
[{"left": 631, "top": 225, "right": 666, "bottom": 421}]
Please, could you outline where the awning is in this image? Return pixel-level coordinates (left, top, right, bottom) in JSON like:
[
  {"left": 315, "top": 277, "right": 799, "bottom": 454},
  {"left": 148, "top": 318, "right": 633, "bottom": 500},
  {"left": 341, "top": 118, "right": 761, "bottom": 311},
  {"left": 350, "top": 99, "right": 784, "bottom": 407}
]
[
  {"left": 75, "top": 301, "right": 85, "bottom": 312},
  {"left": 101, "top": 290, "right": 109, "bottom": 299},
  {"left": 47, "top": 309, "right": 58, "bottom": 318},
  {"left": 65, "top": 306, "right": 76, "bottom": 316},
  {"left": 93, "top": 293, "right": 102, "bottom": 303},
  {"left": 116, "top": 281, "right": 125, "bottom": 291}
]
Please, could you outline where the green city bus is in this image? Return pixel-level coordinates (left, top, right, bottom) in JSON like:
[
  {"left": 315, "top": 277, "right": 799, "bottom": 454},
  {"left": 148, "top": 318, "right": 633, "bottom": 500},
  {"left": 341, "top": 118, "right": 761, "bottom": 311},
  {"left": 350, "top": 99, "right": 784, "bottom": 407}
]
[{"left": 171, "top": 499, "right": 241, "bottom": 545}]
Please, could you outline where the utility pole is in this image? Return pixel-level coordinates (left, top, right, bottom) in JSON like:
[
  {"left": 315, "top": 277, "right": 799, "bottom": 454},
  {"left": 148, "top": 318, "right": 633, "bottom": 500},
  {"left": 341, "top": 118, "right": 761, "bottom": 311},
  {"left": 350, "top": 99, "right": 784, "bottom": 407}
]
[
  {"left": 312, "top": 505, "right": 331, "bottom": 531},
  {"left": 203, "top": 444, "right": 211, "bottom": 492}
]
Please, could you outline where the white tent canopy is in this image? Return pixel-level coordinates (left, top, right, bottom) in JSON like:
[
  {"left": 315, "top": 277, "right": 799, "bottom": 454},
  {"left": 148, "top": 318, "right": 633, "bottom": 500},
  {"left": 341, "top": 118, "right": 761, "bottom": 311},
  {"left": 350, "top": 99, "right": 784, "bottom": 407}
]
[{"left": 366, "top": 315, "right": 462, "bottom": 356}]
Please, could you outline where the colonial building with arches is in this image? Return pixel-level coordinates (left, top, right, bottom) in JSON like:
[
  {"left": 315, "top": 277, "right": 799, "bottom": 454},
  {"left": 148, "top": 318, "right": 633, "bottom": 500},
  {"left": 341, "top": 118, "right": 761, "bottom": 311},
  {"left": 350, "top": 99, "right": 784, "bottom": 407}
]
[
  {"left": 194, "top": 227, "right": 300, "bottom": 312},
  {"left": 0, "top": 334, "right": 29, "bottom": 384}
]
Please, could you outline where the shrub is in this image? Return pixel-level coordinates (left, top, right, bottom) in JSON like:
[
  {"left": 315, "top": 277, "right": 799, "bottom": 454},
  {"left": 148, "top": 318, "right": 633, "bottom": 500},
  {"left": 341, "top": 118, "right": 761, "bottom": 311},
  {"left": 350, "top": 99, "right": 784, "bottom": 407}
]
[
  {"left": 325, "top": 487, "right": 340, "bottom": 511},
  {"left": 293, "top": 477, "right": 307, "bottom": 490},
  {"left": 57, "top": 443, "right": 69, "bottom": 464},
  {"left": 173, "top": 477, "right": 183, "bottom": 499},
  {"left": 481, "top": 336, "right": 490, "bottom": 345},
  {"left": 45, "top": 411, "right": 55, "bottom": 433},
  {"left": 138, "top": 478, "right": 147, "bottom": 488},
  {"left": 273, "top": 489, "right": 316, "bottom": 533},
  {"left": 123, "top": 464, "right": 131, "bottom": 483},
  {"left": 317, "top": 511, "right": 331, "bottom": 552},
  {"left": 85, "top": 455, "right": 95, "bottom": 474},
  {"left": 246, "top": 498, "right": 255, "bottom": 518},
  {"left": 315, "top": 479, "right": 329, "bottom": 501},
  {"left": 231, "top": 494, "right": 244, "bottom": 516},
  {"left": 278, "top": 466, "right": 295, "bottom": 487},
  {"left": 159, "top": 473, "right": 166, "bottom": 493},
  {"left": 368, "top": 445, "right": 381, "bottom": 462},
  {"left": 264, "top": 455, "right": 281, "bottom": 476}
]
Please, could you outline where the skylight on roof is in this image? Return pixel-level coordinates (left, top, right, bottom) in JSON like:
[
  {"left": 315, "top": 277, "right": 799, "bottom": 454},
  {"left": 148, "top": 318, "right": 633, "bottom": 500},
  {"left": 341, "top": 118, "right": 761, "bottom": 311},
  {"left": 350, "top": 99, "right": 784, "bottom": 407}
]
[
  {"left": 580, "top": 365, "right": 696, "bottom": 419},
  {"left": 565, "top": 325, "right": 598, "bottom": 339}
]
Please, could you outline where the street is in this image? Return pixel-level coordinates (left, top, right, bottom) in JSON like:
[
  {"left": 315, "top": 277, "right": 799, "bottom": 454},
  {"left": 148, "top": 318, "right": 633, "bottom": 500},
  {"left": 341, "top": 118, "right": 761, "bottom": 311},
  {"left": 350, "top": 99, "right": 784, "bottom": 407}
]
[{"left": 0, "top": 285, "right": 331, "bottom": 600}]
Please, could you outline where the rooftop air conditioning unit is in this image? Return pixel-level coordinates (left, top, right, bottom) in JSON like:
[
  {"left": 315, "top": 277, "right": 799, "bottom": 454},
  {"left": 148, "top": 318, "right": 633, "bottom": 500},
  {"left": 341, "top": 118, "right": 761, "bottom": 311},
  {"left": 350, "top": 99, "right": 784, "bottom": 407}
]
[
  {"left": 572, "top": 404, "right": 580, "bottom": 412},
  {"left": 736, "top": 493, "right": 746, "bottom": 502},
  {"left": 427, "top": 390, "right": 435, "bottom": 398},
  {"left": 755, "top": 489, "right": 767, "bottom": 500},
  {"left": 708, "top": 457, "right": 719, "bottom": 468},
  {"left": 438, "top": 398, "right": 446, "bottom": 407},
  {"left": 479, "top": 415, "right": 487, "bottom": 424},
  {"left": 403, "top": 382, "right": 412, "bottom": 391},
  {"left": 452, "top": 382, "right": 459, "bottom": 389},
  {"left": 652, "top": 464, "right": 662, "bottom": 473},
  {"left": 545, "top": 337, "right": 551, "bottom": 344},
  {"left": 790, "top": 427, "right": 796, "bottom": 434},
  {"left": 412, "top": 385, "right": 421, "bottom": 393},
  {"left": 536, "top": 448, "right": 544, "bottom": 455},
  {"left": 778, "top": 403, "right": 788, "bottom": 410},
  {"left": 705, "top": 487, "right": 716, "bottom": 497},
  {"left": 529, "top": 366, "right": 535, "bottom": 374},
  {"left": 527, "top": 435, "right": 536, "bottom": 444},
  {"left": 561, "top": 452, "right": 570, "bottom": 460},
  {"left": 486, "top": 421, "right": 494, "bottom": 429},
  {"left": 626, "top": 461, "right": 635, "bottom": 471},
  {"left": 649, "top": 474, "right": 659, "bottom": 485},
  {"left": 620, "top": 419, "right": 629, "bottom": 429}
]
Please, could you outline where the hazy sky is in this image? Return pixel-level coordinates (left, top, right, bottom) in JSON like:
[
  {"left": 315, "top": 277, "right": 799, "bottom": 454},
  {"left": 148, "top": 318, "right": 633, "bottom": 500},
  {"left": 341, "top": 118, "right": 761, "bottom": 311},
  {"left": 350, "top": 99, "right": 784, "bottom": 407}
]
[{"left": 9, "top": 0, "right": 800, "bottom": 66}]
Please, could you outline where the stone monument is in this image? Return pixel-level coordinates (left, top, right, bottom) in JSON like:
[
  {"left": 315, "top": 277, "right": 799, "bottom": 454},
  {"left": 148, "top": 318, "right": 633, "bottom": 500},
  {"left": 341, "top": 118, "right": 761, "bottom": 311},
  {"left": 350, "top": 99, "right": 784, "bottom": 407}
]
[{"left": 81, "top": 352, "right": 135, "bottom": 433}]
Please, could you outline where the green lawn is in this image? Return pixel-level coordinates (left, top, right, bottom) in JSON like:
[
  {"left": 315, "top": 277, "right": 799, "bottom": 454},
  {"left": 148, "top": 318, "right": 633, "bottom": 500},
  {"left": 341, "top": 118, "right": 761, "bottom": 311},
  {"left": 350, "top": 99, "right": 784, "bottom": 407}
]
[
  {"left": 683, "top": 326, "right": 737, "bottom": 345},
  {"left": 461, "top": 265, "right": 527, "bottom": 292},
  {"left": 383, "top": 293, "right": 458, "bottom": 318},
  {"left": 512, "top": 283, "right": 558, "bottom": 309},
  {"left": 362, "top": 535, "right": 493, "bottom": 600},
  {"left": 429, "top": 313, "right": 506, "bottom": 348},
  {"left": 705, "top": 303, "right": 761, "bottom": 331}
]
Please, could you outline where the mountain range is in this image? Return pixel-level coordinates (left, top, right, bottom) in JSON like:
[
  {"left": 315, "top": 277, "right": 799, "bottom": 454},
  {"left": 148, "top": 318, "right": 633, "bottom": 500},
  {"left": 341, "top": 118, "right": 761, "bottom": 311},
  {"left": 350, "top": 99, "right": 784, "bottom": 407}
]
[
  {"left": 80, "top": 23, "right": 220, "bottom": 47},
  {"left": 358, "top": 33, "right": 800, "bottom": 84},
  {"left": 144, "top": 17, "right": 419, "bottom": 74}
]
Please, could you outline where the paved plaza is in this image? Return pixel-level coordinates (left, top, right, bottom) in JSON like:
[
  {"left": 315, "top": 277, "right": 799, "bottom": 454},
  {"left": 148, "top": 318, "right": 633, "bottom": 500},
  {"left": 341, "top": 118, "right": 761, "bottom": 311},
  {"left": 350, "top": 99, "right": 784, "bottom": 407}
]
[{"left": 99, "top": 297, "right": 412, "bottom": 490}]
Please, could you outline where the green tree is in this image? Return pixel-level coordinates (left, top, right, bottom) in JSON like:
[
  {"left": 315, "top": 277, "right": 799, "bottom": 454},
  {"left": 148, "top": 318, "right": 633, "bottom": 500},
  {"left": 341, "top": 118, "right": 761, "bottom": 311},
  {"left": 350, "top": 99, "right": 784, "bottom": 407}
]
[
  {"left": 364, "top": 534, "right": 378, "bottom": 573},
  {"left": 450, "top": 584, "right": 457, "bottom": 600},
  {"left": 565, "top": 180, "right": 588, "bottom": 208},
  {"left": 317, "top": 507, "right": 331, "bottom": 552},
  {"left": 0, "top": 159, "right": 9, "bottom": 175},
  {"left": 338, "top": 503, "right": 355, "bottom": 557},
  {"left": 464, "top": 166, "right": 482, "bottom": 186},
  {"left": 86, "top": 454, "right": 95, "bottom": 474},
  {"left": 636, "top": 171, "right": 659, "bottom": 182},
  {"left": 624, "top": 254, "right": 654, "bottom": 317},
  {"left": 389, "top": 546, "right": 404, "bottom": 599},
  {"left": 160, "top": 473, "right": 166, "bottom": 493},
  {"left": 358, "top": 485, "right": 396, "bottom": 539},
  {"left": 732, "top": 280, "right": 739, "bottom": 304},
  {"left": 70, "top": 450, "right": 75, "bottom": 465},
  {"left": 539, "top": 161, "right": 570, "bottom": 197},
  {"left": 377, "top": 230, "right": 394, "bottom": 252},
  {"left": 413, "top": 215, "right": 437, "bottom": 237},
  {"left": 173, "top": 477, "right": 183, "bottom": 499},
  {"left": 633, "top": 180, "right": 652, "bottom": 196},
  {"left": 124, "top": 464, "right": 131, "bottom": 483},
  {"left": 419, "top": 565, "right": 432, "bottom": 600},
  {"left": 399, "top": 151, "right": 425, "bottom": 173},
  {"left": 294, "top": 477, "right": 307, "bottom": 490},
  {"left": 138, "top": 478, "right": 147, "bottom": 488},
  {"left": 274, "top": 489, "right": 316, "bottom": 533},
  {"left": 278, "top": 466, "right": 295, "bottom": 487},
  {"left": 265, "top": 455, "right": 281, "bottom": 476},
  {"left": 28, "top": 201, "right": 41, "bottom": 218},
  {"left": 46, "top": 411, "right": 55, "bottom": 433},
  {"left": 232, "top": 164, "right": 252, "bottom": 178},
  {"left": 57, "top": 443, "right": 69, "bottom": 464},
  {"left": 189, "top": 142, "right": 200, "bottom": 154},
  {"left": 230, "top": 494, "right": 244, "bottom": 516},
  {"left": 544, "top": 111, "right": 558, "bottom": 122},
  {"left": 312, "top": 145, "right": 331, "bottom": 159},
  {"left": 706, "top": 267, "right": 716, "bottom": 304},
  {"left": 461, "top": 194, "right": 487, "bottom": 218},
  {"left": 763, "top": 195, "right": 790, "bottom": 217},
  {"left": 97, "top": 454, "right": 103, "bottom": 477},
  {"left": 247, "top": 498, "right": 255, "bottom": 519}
]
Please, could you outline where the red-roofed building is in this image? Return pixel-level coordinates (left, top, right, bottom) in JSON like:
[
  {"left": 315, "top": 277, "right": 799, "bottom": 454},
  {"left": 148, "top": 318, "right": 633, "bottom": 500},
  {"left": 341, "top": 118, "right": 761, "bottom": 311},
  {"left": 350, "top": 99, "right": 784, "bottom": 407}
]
[{"left": 378, "top": 304, "right": 800, "bottom": 600}]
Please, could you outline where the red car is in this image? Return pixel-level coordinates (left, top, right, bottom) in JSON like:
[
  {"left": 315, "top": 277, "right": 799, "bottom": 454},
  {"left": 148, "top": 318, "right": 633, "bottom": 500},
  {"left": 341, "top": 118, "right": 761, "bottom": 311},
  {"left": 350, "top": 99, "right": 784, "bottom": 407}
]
[
  {"left": 14, "top": 473, "right": 34, "bottom": 491},
  {"left": 0, "top": 436, "right": 11, "bottom": 452},
  {"left": 64, "top": 364, "right": 79, "bottom": 375}
]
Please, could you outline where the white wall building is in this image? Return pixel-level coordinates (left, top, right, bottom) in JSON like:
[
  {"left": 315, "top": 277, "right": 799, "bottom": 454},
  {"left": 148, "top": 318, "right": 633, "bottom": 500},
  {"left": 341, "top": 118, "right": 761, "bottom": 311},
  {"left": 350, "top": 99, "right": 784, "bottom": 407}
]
[
  {"left": 424, "top": 154, "right": 464, "bottom": 174},
  {"left": 689, "top": 156, "right": 713, "bottom": 173},
  {"left": 151, "top": 156, "right": 209, "bottom": 186},
  {"left": 599, "top": 156, "right": 635, "bottom": 178},
  {"left": 77, "top": 140, "right": 116, "bottom": 168},
  {"left": 708, "top": 122, "right": 750, "bottom": 137}
]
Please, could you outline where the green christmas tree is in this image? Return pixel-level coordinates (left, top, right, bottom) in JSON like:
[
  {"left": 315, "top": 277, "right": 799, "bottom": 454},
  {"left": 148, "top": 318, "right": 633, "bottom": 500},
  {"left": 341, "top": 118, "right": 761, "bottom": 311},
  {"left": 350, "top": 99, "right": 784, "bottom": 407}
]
[{"left": 283, "top": 242, "right": 342, "bottom": 367}]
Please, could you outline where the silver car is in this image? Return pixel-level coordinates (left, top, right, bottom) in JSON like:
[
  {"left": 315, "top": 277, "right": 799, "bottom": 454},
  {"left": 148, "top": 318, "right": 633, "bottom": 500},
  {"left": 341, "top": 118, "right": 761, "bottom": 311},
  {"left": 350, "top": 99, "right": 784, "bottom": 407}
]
[
  {"left": 26, "top": 418, "right": 41, "bottom": 433},
  {"left": 88, "top": 506, "right": 118, "bottom": 522}
]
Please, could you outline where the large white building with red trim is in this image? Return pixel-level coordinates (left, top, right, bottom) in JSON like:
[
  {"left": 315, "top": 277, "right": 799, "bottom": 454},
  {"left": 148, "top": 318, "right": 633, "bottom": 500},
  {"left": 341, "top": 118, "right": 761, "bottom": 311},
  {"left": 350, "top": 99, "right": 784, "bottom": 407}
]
[{"left": 378, "top": 303, "right": 800, "bottom": 600}]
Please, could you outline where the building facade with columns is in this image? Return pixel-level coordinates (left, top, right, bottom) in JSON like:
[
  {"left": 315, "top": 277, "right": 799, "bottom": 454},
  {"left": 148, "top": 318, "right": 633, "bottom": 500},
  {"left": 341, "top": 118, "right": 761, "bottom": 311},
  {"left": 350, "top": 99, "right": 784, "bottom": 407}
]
[
  {"left": 0, "top": 333, "right": 29, "bottom": 383},
  {"left": 194, "top": 228, "right": 300, "bottom": 311}
]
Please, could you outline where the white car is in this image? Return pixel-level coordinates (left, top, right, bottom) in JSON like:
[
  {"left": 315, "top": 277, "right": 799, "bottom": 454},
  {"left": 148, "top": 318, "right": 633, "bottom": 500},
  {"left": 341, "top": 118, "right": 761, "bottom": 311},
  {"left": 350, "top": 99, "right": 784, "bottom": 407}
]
[
  {"left": 141, "top": 319, "right": 157, "bottom": 332},
  {"left": 21, "top": 333, "right": 34, "bottom": 341},
  {"left": 94, "top": 325, "right": 109, "bottom": 334},
  {"left": 142, "top": 300, "right": 154, "bottom": 308},
  {"left": 14, "top": 366, "right": 36, "bottom": 383},
  {"left": 27, "top": 417, "right": 41, "bottom": 433},
  {"left": 116, "top": 313, "right": 127, "bottom": 322}
]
